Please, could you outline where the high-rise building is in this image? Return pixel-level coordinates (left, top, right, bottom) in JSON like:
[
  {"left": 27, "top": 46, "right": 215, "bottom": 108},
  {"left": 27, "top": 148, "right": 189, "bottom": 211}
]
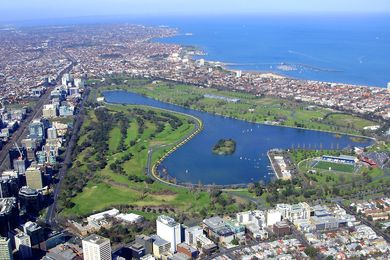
[
  {"left": 156, "top": 215, "right": 182, "bottom": 253},
  {"left": 25, "top": 166, "right": 44, "bottom": 190},
  {"left": 185, "top": 226, "right": 203, "bottom": 247},
  {"left": 46, "top": 127, "right": 57, "bottom": 140},
  {"left": 0, "top": 175, "right": 19, "bottom": 198},
  {"left": 82, "top": 234, "right": 112, "bottom": 260},
  {"left": 0, "top": 198, "right": 18, "bottom": 237},
  {"left": 135, "top": 234, "right": 154, "bottom": 255},
  {"left": 62, "top": 73, "right": 73, "bottom": 87},
  {"left": 14, "top": 232, "right": 32, "bottom": 260},
  {"left": 0, "top": 236, "right": 13, "bottom": 260},
  {"left": 74, "top": 78, "right": 85, "bottom": 88},
  {"left": 28, "top": 120, "right": 45, "bottom": 140},
  {"left": 18, "top": 186, "right": 41, "bottom": 216},
  {"left": 23, "top": 222, "right": 46, "bottom": 252},
  {"left": 8, "top": 147, "right": 27, "bottom": 170},
  {"left": 42, "top": 104, "right": 58, "bottom": 119},
  {"left": 13, "top": 158, "right": 26, "bottom": 175}
]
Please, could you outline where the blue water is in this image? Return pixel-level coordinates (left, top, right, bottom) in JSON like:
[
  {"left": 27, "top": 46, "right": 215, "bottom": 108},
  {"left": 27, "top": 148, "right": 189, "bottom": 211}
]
[
  {"left": 12, "top": 14, "right": 390, "bottom": 87},
  {"left": 156, "top": 15, "right": 390, "bottom": 87},
  {"left": 104, "top": 91, "right": 373, "bottom": 185}
]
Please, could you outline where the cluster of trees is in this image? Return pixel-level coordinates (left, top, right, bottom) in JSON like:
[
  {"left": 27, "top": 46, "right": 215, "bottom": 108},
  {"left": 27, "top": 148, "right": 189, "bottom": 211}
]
[
  {"left": 58, "top": 108, "right": 115, "bottom": 211},
  {"left": 114, "top": 112, "right": 130, "bottom": 151},
  {"left": 98, "top": 220, "right": 154, "bottom": 244},
  {"left": 129, "top": 108, "right": 183, "bottom": 136}
]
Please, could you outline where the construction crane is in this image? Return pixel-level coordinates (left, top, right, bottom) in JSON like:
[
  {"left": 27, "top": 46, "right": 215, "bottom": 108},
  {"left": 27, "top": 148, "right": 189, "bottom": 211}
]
[{"left": 14, "top": 141, "right": 24, "bottom": 160}]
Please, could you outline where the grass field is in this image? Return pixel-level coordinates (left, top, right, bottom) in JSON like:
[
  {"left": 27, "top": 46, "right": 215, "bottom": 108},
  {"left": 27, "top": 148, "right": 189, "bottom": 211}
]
[
  {"left": 95, "top": 79, "right": 378, "bottom": 136},
  {"left": 59, "top": 103, "right": 243, "bottom": 218},
  {"left": 314, "top": 161, "right": 355, "bottom": 173}
]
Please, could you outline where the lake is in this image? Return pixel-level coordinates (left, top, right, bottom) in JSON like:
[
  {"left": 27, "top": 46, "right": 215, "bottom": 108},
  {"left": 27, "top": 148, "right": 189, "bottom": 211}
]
[{"left": 104, "top": 90, "right": 373, "bottom": 185}]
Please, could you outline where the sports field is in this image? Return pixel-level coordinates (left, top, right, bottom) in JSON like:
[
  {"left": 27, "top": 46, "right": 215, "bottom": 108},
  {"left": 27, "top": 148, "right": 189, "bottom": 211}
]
[{"left": 313, "top": 160, "right": 355, "bottom": 173}]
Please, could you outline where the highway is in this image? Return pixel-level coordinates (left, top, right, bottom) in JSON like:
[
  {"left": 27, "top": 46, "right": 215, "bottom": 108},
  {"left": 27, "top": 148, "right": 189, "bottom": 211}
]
[{"left": 45, "top": 87, "right": 90, "bottom": 226}]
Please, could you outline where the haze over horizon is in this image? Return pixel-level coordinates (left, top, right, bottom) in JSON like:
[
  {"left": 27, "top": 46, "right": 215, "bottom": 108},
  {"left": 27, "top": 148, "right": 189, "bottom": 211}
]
[{"left": 1, "top": 0, "right": 390, "bottom": 23}]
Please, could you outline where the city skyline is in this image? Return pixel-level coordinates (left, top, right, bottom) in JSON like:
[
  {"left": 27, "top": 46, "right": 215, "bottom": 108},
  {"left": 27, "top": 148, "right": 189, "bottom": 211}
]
[{"left": 1, "top": 0, "right": 390, "bottom": 22}]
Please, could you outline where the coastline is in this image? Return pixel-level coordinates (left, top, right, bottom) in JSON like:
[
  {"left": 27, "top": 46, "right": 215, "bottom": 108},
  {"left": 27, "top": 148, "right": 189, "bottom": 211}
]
[{"left": 159, "top": 28, "right": 387, "bottom": 90}]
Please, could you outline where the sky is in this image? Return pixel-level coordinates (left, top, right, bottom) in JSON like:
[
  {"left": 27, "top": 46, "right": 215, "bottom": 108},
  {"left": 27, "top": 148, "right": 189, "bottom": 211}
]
[{"left": 1, "top": 0, "right": 390, "bottom": 22}]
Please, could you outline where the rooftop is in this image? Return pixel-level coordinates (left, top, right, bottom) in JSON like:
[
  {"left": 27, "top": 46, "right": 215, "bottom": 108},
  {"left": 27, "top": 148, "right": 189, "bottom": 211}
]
[
  {"left": 0, "top": 197, "right": 16, "bottom": 215},
  {"left": 157, "top": 215, "right": 179, "bottom": 227},
  {"left": 83, "top": 234, "right": 110, "bottom": 245}
]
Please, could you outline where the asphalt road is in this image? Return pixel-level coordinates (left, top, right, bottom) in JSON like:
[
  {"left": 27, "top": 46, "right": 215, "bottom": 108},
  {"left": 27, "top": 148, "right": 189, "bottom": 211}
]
[
  {"left": 0, "top": 88, "right": 51, "bottom": 171},
  {"left": 0, "top": 52, "right": 75, "bottom": 171},
  {"left": 45, "top": 87, "right": 90, "bottom": 226}
]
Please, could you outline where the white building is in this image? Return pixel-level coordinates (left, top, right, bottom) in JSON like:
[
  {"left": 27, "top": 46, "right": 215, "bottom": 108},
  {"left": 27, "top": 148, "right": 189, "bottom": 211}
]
[
  {"left": 266, "top": 209, "right": 282, "bottom": 227},
  {"left": 47, "top": 127, "right": 57, "bottom": 139},
  {"left": 185, "top": 226, "right": 203, "bottom": 247},
  {"left": 42, "top": 104, "right": 58, "bottom": 118},
  {"left": 74, "top": 78, "right": 85, "bottom": 88},
  {"left": 82, "top": 234, "right": 111, "bottom": 260},
  {"left": 15, "top": 232, "right": 32, "bottom": 259},
  {"left": 87, "top": 208, "right": 120, "bottom": 223},
  {"left": 276, "top": 202, "right": 311, "bottom": 222},
  {"left": 0, "top": 236, "right": 13, "bottom": 260},
  {"left": 156, "top": 215, "right": 181, "bottom": 253},
  {"left": 62, "top": 73, "right": 73, "bottom": 86}
]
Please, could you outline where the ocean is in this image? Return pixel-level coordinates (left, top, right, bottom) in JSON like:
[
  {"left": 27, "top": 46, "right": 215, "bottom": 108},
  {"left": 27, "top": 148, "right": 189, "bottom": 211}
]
[
  {"left": 155, "top": 14, "right": 390, "bottom": 87},
  {"left": 11, "top": 14, "right": 390, "bottom": 87}
]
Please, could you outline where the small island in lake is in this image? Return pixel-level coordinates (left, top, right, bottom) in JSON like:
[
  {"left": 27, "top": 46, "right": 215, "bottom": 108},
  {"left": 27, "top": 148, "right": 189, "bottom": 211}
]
[{"left": 212, "top": 139, "right": 236, "bottom": 155}]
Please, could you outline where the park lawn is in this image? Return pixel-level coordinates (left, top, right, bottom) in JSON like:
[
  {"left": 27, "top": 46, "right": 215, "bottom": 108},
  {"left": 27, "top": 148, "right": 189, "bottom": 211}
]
[
  {"left": 98, "top": 79, "right": 379, "bottom": 136},
  {"left": 62, "top": 182, "right": 140, "bottom": 216},
  {"left": 108, "top": 127, "right": 121, "bottom": 153},
  {"left": 324, "top": 114, "right": 375, "bottom": 130},
  {"left": 314, "top": 161, "right": 355, "bottom": 173},
  {"left": 62, "top": 103, "right": 218, "bottom": 217}
]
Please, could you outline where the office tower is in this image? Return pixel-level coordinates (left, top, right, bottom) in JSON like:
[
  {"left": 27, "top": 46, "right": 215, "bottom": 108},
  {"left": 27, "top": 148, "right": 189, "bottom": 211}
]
[
  {"left": 156, "top": 215, "right": 182, "bottom": 253},
  {"left": 28, "top": 120, "right": 45, "bottom": 140},
  {"left": 135, "top": 234, "right": 154, "bottom": 255},
  {"left": 46, "top": 127, "right": 57, "bottom": 139},
  {"left": 18, "top": 186, "right": 41, "bottom": 215},
  {"left": 14, "top": 232, "right": 32, "bottom": 260},
  {"left": 0, "top": 175, "right": 19, "bottom": 198},
  {"left": 74, "top": 78, "right": 85, "bottom": 88},
  {"left": 82, "top": 234, "right": 112, "bottom": 260},
  {"left": 25, "top": 166, "right": 44, "bottom": 190},
  {"left": 0, "top": 236, "right": 13, "bottom": 260},
  {"left": 42, "top": 104, "right": 58, "bottom": 119},
  {"left": 62, "top": 73, "right": 73, "bottom": 86},
  {"left": 0, "top": 198, "right": 18, "bottom": 237},
  {"left": 185, "top": 226, "right": 203, "bottom": 247},
  {"left": 8, "top": 147, "right": 27, "bottom": 170},
  {"left": 23, "top": 222, "right": 46, "bottom": 252},
  {"left": 13, "top": 158, "right": 26, "bottom": 175}
]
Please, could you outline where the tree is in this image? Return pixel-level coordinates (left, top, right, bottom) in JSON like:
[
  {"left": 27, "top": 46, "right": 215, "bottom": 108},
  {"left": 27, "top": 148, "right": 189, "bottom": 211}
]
[
  {"left": 231, "top": 238, "right": 239, "bottom": 246},
  {"left": 304, "top": 246, "right": 318, "bottom": 259}
]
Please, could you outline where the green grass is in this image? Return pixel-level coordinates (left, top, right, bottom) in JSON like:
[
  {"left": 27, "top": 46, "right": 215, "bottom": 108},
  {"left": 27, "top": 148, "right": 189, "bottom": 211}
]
[
  {"left": 94, "top": 79, "right": 379, "bottom": 136},
  {"left": 108, "top": 127, "right": 121, "bottom": 153},
  {"left": 61, "top": 104, "right": 218, "bottom": 217},
  {"left": 314, "top": 161, "right": 355, "bottom": 173}
]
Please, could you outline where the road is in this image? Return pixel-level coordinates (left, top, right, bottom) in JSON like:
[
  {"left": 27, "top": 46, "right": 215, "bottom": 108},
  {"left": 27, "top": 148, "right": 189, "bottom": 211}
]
[
  {"left": 0, "top": 89, "right": 52, "bottom": 171},
  {"left": 145, "top": 108, "right": 202, "bottom": 188},
  {"left": 337, "top": 201, "right": 390, "bottom": 243},
  {"left": 0, "top": 52, "right": 75, "bottom": 171},
  {"left": 45, "top": 87, "right": 90, "bottom": 226}
]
